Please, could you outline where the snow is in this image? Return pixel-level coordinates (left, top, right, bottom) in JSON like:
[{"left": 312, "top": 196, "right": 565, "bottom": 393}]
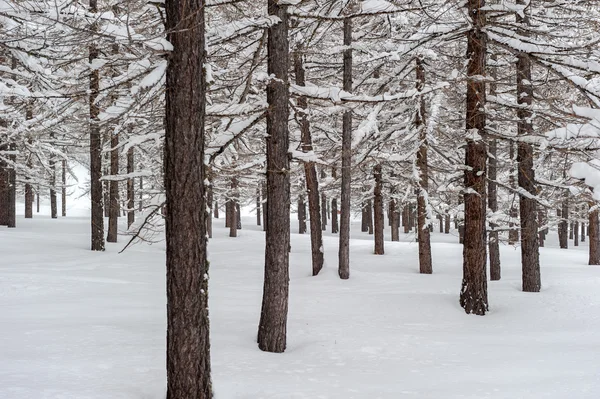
[{"left": 2, "top": 207, "right": 600, "bottom": 398}]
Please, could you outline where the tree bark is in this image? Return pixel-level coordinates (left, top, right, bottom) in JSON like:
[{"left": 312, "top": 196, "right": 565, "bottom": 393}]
[
  {"left": 373, "top": 164, "right": 384, "bottom": 255},
  {"left": 367, "top": 199, "right": 374, "bottom": 234},
  {"left": 50, "top": 157, "right": 57, "bottom": 219},
  {"left": 508, "top": 143, "right": 519, "bottom": 245},
  {"left": 138, "top": 177, "right": 143, "bottom": 212},
  {"left": 61, "top": 160, "right": 67, "bottom": 217},
  {"left": 581, "top": 220, "right": 586, "bottom": 242},
  {"left": 460, "top": 0, "right": 488, "bottom": 315},
  {"left": 298, "top": 195, "right": 306, "bottom": 234},
  {"left": 559, "top": 198, "right": 569, "bottom": 249},
  {"left": 107, "top": 132, "right": 119, "bottom": 243},
  {"left": 331, "top": 198, "right": 339, "bottom": 233},
  {"left": 90, "top": 0, "right": 105, "bottom": 251},
  {"left": 338, "top": 17, "right": 353, "bottom": 280},
  {"left": 415, "top": 58, "right": 432, "bottom": 274},
  {"left": 127, "top": 147, "right": 135, "bottom": 228},
  {"left": 488, "top": 54, "right": 501, "bottom": 280},
  {"left": 258, "top": 0, "right": 290, "bottom": 354},
  {"left": 229, "top": 180, "right": 237, "bottom": 238},
  {"left": 256, "top": 188, "right": 261, "bottom": 226},
  {"left": 445, "top": 214, "right": 450, "bottom": 234},
  {"left": 390, "top": 199, "right": 399, "bottom": 242},
  {"left": 574, "top": 220, "right": 579, "bottom": 246},
  {"left": 589, "top": 203, "right": 600, "bottom": 265},
  {"left": 361, "top": 201, "right": 369, "bottom": 232},
  {"left": 164, "top": 0, "right": 212, "bottom": 395}
]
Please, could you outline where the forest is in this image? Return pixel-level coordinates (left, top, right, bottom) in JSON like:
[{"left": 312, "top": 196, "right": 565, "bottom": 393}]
[{"left": 1, "top": 0, "right": 600, "bottom": 398}]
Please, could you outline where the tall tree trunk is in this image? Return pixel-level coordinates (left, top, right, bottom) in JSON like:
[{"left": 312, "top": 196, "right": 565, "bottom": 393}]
[
  {"left": 36, "top": 186, "right": 40, "bottom": 213},
  {"left": 107, "top": 132, "right": 119, "bottom": 243},
  {"left": 61, "top": 160, "right": 67, "bottom": 217},
  {"left": 50, "top": 157, "right": 57, "bottom": 219},
  {"left": 258, "top": 0, "right": 290, "bottom": 354},
  {"left": 403, "top": 205, "right": 410, "bottom": 234},
  {"left": 164, "top": 0, "right": 212, "bottom": 395},
  {"left": 569, "top": 222, "right": 574, "bottom": 240},
  {"left": 367, "top": 199, "right": 374, "bottom": 234},
  {"left": 298, "top": 195, "right": 306, "bottom": 234},
  {"left": 320, "top": 170, "right": 327, "bottom": 231},
  {"left": 373, "top": 164, "right": 384, "bottom": 255},
  {"left": 445, "top": 214, "right": 450, "bottom": 234},
  {"left": 229, "top": 180, "right": 237, "bottom": 238},
  {"left": 138, "top": 177, "right": 143, "bottom": 212},
  {"left": 256, "top": 188, "right": 261, "bottom": 226},
  {"left": 25, "top": 105, "right": 34, "bottom": 219},
  {"left": 538, "top": 209, "right": 545, "bottom": 247},
  {"left": 361, "top": 201, "right": 369, "bottom": 232},
  {"left": 127, "top": 147, "right": 135, "bottom": 228},
  {"left": 415, "top": 58, "right": 432, "bottom": 274},
  {"left": 589, "top": 203, "right": 600, "bottom": 265},
  {"left": 225, "top": 199, "right": 232, "bottom": 228},
  {"left": 559, "top": 197, "right": 569, "bottom": 249},
  {"left": 207, "top": 182, "right": 213, "bottom": 239},
  {"left": 6, "top": 143, "right": 16, "bottom": 227},
  {"left": 338, "top": 17, "right": 353, "bottom": 280},
  {"left": 581, "top": 219, "right": 586, "bottom": 242},
  {"left": 508, "top": 144, "right": 519, "bottom": 245},
  {"left": 515, "top": 2, "right": 540, "bottom": 291},
  {"left": 460, "top": 0, "right": 488, "bottom": 315},
  {"left": 236, "top": 202, "right": 241, "bottom": 229},
  {"left": 390, "top": 199, "right": 399, "bottom": 242},
  {"left": 214, "top": 200, "right": 219, "bottom": 219},
  {"left": 488, "top": 53, "right": 501, "bottom": 280},
  {"left": 262, "top": 180, "right": 267, "bottom": 231},
  {"left": 90, "top": 0, "right": 105, "bottom": 251},
  {"left": 574, "top": 220, "right": 579, "bottom": 247},
  {"left": 331, "top": 198, "right": 339, "bottom": 233}
]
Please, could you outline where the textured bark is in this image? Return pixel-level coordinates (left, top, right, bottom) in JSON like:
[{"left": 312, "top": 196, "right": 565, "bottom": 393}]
[
  {"left": 589, "top": 204, "right": 600, "bottom": 265},
  {"left": 225, "top": 199, "right": 232, "bottom": 228},
  {"left": 298, "top": 196, "right": 306, "bottom": 234},
  {"left": 214, "top": 200, "right": 219, "bottom": 219},
  {"left": 574, "top": 220, "right": 579, "bottom": 247},
  {"left": 25, "top": 106, "right": 33, "bottom": 219},
  {"left": 262, "top": 181, "right": 267, "bottom": 231},
  {"left": 331, "top": 198, "right": 339, "bottom": 234},
  {"left": 257, "top": 0, "right": 290, "bottom": 353},
  {"left": 36, "top": 187, "right": 40, "bottom": 213},
  {"left": 581, "top": 221, "right": 586, "bottom": 242},
  {"left": 516, "top": 3, "right": 540, "bottom": 292},
  {"left": 415, "top": 58, "right": 432, "bottom": 274},
  {"left": 460, "top": 0, "right": 488, "bottom": 315},
  {"left": 127, "top": 147, "right": 134, "bottom": 228},
  {"left": 6, "top": 143, "right": 16, "bottom": 227},
  {"left": 373, "top": 164, "right": 384, "bottom": 255},
  {"left": 229, "top": 181, "right": 237, "bottom": 238},
  {"left": 50, "top": 157, "right": 57, "bottom": 219},
  {"left": 256, "top": 188, "right": 261, "bottom": 226},
  {"left": 488, "top": 58, "right": 501, "bottom": 280},
  {"left": 236, "top": 203, "right": 241, "bottom": 229},
  {"left": 390, "top": 199, "right": 399, "bottom": 242},
  {"left": 367, "top": 199, "right": 374, "bottom": 234},
  {"left": 569, "top": 222, "right": 574, "bottom": 240},
  {"left": 508, "top": 144, "right": 519, "bottom": 245},
  {"left": 0, "top": 125, "right": 6, "bottom": 226},
  {"left": 107, "top": 132, "right": 119, "bottom": 243},
  {"left": 61, "top": 160, "right": 67, "bottom": 217},
  {"left": 338, "top": 17, "right": 353, "bottom": 280},
  {"left": 294, "top": 50, "right": 324, "bottom": 274},
  {"left": 559, "top": 198, "right": 569, "bottom": 249},
  {"left": 164, "top": 0, "right": 212, "bottom": 396},
  {"left": 538, "top": 209, "right": 545, "bottom": 247},
  {"left": 207, "top": 184, "right": 213, "bottom": 239},
  {"left": 90, "top": 0, "right": 104, "bottom": 251},
  {"left": 361, "top": 201, "right": 369, "bottom": 232},
  {"left": 321, "top": 192, "right": 327, "bottom": 231},
  {"left": 403, "top": 205, "right": 410, "bottom": 234}
]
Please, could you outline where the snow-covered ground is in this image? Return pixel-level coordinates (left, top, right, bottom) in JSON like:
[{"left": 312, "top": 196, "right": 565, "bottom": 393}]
[{"left": 2, "top": 207, "right": 600, "bottom": 398}]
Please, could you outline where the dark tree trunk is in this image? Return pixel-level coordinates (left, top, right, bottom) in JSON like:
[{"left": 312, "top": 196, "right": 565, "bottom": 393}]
[
  {"left": 62, "top": 160, "right": 67, "bottom": 217},
  {"left": 445, "top": 214, "right": 450, "bottom": 234},
  {"left": 36, "top": 187, "right": 40, "bottom": 213},
  {"left": 236, "top": 202, "right": 241, "bottom": 230},
  {"left": 516, "top": 3, "right": 540, "bottom": 292},
  {"left": 258, "top": 0, "right": 290, "bottom": 354},
  {"left": 321, "top": 192, "right": 327, "bottom": 231},
  {"left": 229, "top": 181, "right": 237, "bottom": 237},
  {"left": 225, "top": 199, "right": 232, "bottom": 228},
  {"left": 538, "top": 209, "right": 545, "bottom": 247},
  {"left": 262, "top": 181, "right": 267, "bottom": 231},
  {"left": 0, "top": 156, "right": 6, "bottom": 226},
  {"left": 403, "top": 205, "right": 410, "bottom": 234},
  {"left": 373, "top": 165, "right": 385, "bottom": 255},
  {"left": 256, "top": 188, "right": 261, "bottom": 226},
  {"left": 569, "top": 222, "right": 574, "bottom": 240},
  {"left": 25, "top": 181, "right": 33, "bottom": 219},
  {"left": 460, "top": 0, "right": 488, "bottom": 315},
  {"left": 138, "top": 177, "right": 143, "bottom": 212},
  {"left": 214, "top": 200, "right": 219, "bottom": 219},
  {"left": 367, "top": 199, "right": 374, "bottom": 234},
  {"left": 438, "top": 215, "right": 443, "bottom": 233},
  {"left": 294, "top": 49, "right": 324, "bottom": 274},
  {"left": 331, "top": 198, "right": 339, "bottom": 234},
  {"left": 361, "top": 201, "right": 369, "bottom": 232},
  {"left": 107, "top": 132, "right": 119, "bottom": 243},
  {"left": 207, "top": 183, "right": 213, "bottom": 239},
  {"left": 6, "top": 143, "right": 16, "bottom": 227},
  {"left": 589, "top": 203, "right": 600, "bottom": 265},
  {"left": 127, "top": 147, "right": 134, "bottom": 228},
  {"left": 390, "top": 199, "right": 399, "bottom": 242},
  {"left": 574, "top": 220, "right": 579, "bottom": 247},
  {"left": 581, "top": 220, "right": 586, "bottom": 242},
  {"left": 90, "top": 0, "right": 105, "bottom": 251},
  {"left": 298, "top": 196, "right": 306, "bottom": 234},
  {"left": 415, "top": 58, "right": 432, "bottom": 274},
  {"left": 164, "top": 0, "right": 212, "bottom": 395},
  {"left": 559, "top": 198, "right": 569, "bottom": 249},
  {"left": 488, "top": 54, "right": 501, "bottom": 280},
  {"left": 508, "top": 142, "right": 519, "bottom": 245},
  {"left": 50, "top": 157, "right": 57, "bottom": 219},
  {"left": 338, "top": 17, "right": 353, "bottom": 280}
]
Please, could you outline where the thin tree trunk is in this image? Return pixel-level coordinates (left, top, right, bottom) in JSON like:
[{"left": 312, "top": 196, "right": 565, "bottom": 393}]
[
  {"left": 508, "top": 144, "right": 519, "bottom": 245},
  {"left": 90, "top": 0, "right": 104, "bottom": 251},
  {"left": 236, "top": 202, "right": 241, "bottom": 229},
  {"left": 445, "top": 214, "right": 450, "bottom": 234},
  {"left": 331, "top": 198, "right": 339, "bottom": 234},
  {"left": 338, "top": 16, "right": 353, "bottom": 280},
  {"left": 361, "top": 201, "right": 369, "bottom": 232},
  {"left": 569, "top": 222, "right": 574, "bottom": 240},
  {"left": 214, "top": 200, "right": 219, "bottom": 219},
  {"left": 581, "top": 220, "right": 586, "bottom": 242},
  {"left": 164, "top": 0, "right": 212, "bottom": 395},
  {"left": 127, "top": 147, "right": 134, "bottom": 228},
  {"left": 298, "top": 195, "right": 306, "bottom": 234},
  {"left": 6, "top": 143, "right": 16, "bottom": 227},
  {"left": 50, "top": 157, "right": 57, "bottom": 219},
  {"left": 390, "top": 199, "right": 399, "bottom": 242},
  {"left": 107, "top": 132, "right": 119, "bottom": 243},
  {"left": 256, "top": 188, "right": 261, "bottom": 226},
  {"left": 460, "top": 0, "right": 488, "bottom": 315},
  {"left": 574, "top": 220, "right": 579, "bottom": 247},
  {"left": 559, "top": 198, "right": 569, "bottom": 249},
  {"left": 229, "top": 180, "right": 237, "bottom": 237},
  {"left": 138, "top": 177, "right": 143, "bottom": 212},
  {"left": 257, "top": 0, "right": 290, "bottom": 354},
  {"left": 538, "top": 209, "right": 545, "bottom": 247},
  {"left": 488, "top": 53, "right": 501, "bottom": 280},
  {"left": 225, "top": 199, "right": 232, "bottom": 228},
  {"left": 373, "top": 164, "right": 384, "bottom": 255},
  {"left": 403, "top": 205, "right": 410, "bottom": 234},
  {"left": 367, "top": 199, "right": 374, "bottom": 234},
  {"left": 262, "top": 181, "right": 267, "bottom": 231},
  {"left": 415, "top": 58, "right": 432, "bottom": 274},
  {"left": 61, "top": 160, "right": 67, "bottom": 217},
  {"left": 36, "top": 187, "right": 40, "bottom": 213},
  {"left": 589, "top": 203, "right": 600, "bottom": 265}
]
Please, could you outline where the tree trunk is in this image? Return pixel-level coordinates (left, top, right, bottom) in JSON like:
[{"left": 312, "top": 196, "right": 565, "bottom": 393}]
[
  {"left": 50, "top": 157, "right": 57, "bottom": 219},
  {"left": 415, "top": 58, "right": 432, "bottom": 274},
  {"left": 361, "top": 201, "right": 369, "bottom": 232},
  {"left": 538, "top": 209, "right": 545, "bottom": 247},
  {"left": 258, "top": 0, "right": 290, "bottom": 354},
  {"left": 460, "top": 0, "right": 488, "bottom": 315},
  {"left": 298, "top": 196, "right": 306, "bottom": 234},
  {"left": 320, "top": 170, "right": 327, "bottom": 231},
  {"left": 256, "top": 188, "right": 261, "bottom": 226},
  {"left": 262, "top": 181, "right": 267, "bottom": 231},
  {"left": 574, "top": 220, "right": 579, "bottom": 247},
  {"left": 367, "top": 199, "right": 374, "bottom": 234},
  {"left": 559, "top": 198, "right": 569, "bottom": 249},
  {"left": 390, "top": 199, "right": 399, "bottom": 242},
  {"left": 581, "top": 220, "right": 586, "bottom": 242},
  {"left": 374, "top": 164, "right": 384, "bottom": 255},
  {"left": 445, "top": 214, "right": 450, "bottom": 234},
  {"left": 107, "top": 132, "right": 119, "bottom": 243},
  {"left": 164, "top": 0, "right": 212, "bottom": 395},
  {"left": 236, "top": 202, "right": 241, "bottom": 229},
  {"left": 61, "top": 160, "right": 67, "bottom": 217},
  {"left": 331, "top": 198, "right": 339, "bottom": 234},
  {"left": 207, "top": 183, "right": 213, "bottom": 239},
  {"left": 127, "top": 147, "right": 135, "bottom": 228},
  {"left": 589, "top": 203, "right": 600, "bottom": 265},
  {"left": 403, "top": 205, "right": 410, "bottom": 234},
  {"left": 138, "top": 177, "right": 143, "bottom": 212},
  {"left": 488, "top": 54, "right": 501, "bottom": 280},
  {"left": 516, "top": 3, "right": 540, "bottom": 292},
  {"left": 338, "top": 17, "right": 353, "bottom": 280},
  {"left": 225, "top": 199, "right": 232, "bottom": 228},
  {"left": 90, "top": 0, "right": 105, "bottom": 251},
  {"left": 229, "top": 180, "right": 237, "bottom": 237}
]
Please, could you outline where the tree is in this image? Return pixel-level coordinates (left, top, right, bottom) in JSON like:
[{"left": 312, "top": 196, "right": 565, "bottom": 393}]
[
  {"left": 258, "top": 0, "right": 291, "bottom": 353},
  {"left": 164, "top": 0, "right": 212, "bottom": 396}
]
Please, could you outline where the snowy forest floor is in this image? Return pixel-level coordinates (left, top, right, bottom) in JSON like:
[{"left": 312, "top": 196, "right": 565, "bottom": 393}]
[{"left": 2, "top": 208, "right": 600, "bottom": 399}]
